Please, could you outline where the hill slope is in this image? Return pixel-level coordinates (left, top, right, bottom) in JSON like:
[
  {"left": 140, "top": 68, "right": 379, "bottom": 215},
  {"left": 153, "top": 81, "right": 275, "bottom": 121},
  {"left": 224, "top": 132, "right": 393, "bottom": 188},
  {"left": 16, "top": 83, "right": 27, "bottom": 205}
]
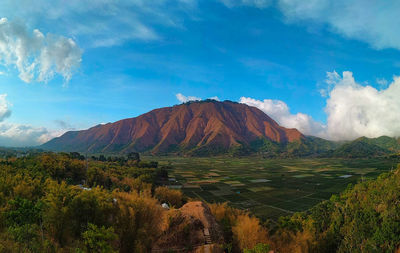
[
  {"left": 42, "top": 100, "right": 306, "bottom": 155},
  {"left": 327, "top": 136, "right": 399, "bottom": 158}
]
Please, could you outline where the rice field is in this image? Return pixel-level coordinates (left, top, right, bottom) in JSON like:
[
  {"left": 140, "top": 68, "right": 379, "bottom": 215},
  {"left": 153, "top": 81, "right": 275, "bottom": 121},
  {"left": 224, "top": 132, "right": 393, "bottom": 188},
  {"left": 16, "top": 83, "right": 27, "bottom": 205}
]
[{"left": 151, "top": 156, "right": 399, "bottom": 222}]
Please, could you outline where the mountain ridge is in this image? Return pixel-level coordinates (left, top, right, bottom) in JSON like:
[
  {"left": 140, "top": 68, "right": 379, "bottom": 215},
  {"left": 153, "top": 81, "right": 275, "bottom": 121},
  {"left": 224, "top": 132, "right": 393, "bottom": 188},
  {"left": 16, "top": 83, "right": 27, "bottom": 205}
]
[{"left": 42, "top": 100, "right": 305, "bottom": 155}]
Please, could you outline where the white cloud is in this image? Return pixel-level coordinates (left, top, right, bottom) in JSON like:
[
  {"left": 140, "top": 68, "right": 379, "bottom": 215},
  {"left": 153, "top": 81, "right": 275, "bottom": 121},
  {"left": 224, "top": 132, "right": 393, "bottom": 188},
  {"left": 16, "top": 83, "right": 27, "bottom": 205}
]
[
  {"left": 209, "top": 96, "right": 220, "bottom": 101},
  {"left": 0, "top": 94, "right": 69, "bottom": 147},
  {"left": 219, "top": 0, "right": 400, "bottom": 50},
  {"left": 0, "top": 121, "right": 70, "bottom": 147},
  {"left": 0, "top": 18, "right": 82, "bottom": 83},
  {"left": 0, "top": 122, "right": 65, "bottom": 147},
  {"left": 324, "top": 71, "right": 400, "bottom": 140},
  {"left": 176, "top": 93, "right": 220, "bottom": 103},
  {"left": 220, "top": 0, "right": 272, "bottom": 8},
  {"left": 176, "top": 93, "right": 201, "bottom": 103},
  {"left": 376, "top": 78, "right": 388, "bottom": 88},
  {"left": 0, "top": 0, "right": 196, "bottom": 48},
  {"left": 277, "top": 0, "right": 400, "bottom": 50},
  {"left": 240, "top": 97, "right": 325, "bottom": 136},
  {"left": 242, "top": 71, "right": 400, "bottom": 141},
  {"left": 0, "top": 94, "right": 11, "bottom": 122}
]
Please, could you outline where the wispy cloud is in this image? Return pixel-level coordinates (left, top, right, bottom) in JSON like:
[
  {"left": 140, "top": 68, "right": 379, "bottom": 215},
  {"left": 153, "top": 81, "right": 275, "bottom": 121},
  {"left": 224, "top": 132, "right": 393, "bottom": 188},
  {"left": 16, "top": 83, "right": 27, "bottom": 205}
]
[
  {"left": 220, "top": 0, "right": 272, "bottom": 9},
  {"left": 54, "top": 119, "right": 75, "bottom": 130},
  {"left": 176, "top": 93, "right": 220, "bottom": 103},
  {"left": 176, "top": 93, "right": 201, "bottom": 103},
  {"left": 219, "top": 0, "right": 400, "bottom": 51},
  {"left": 0, "top": 18, "right": 82, "bottom": 83},
  {"left": 0, "top": 0, "right": 197, "bottom": 48},
  {"left": 277, "top": 0, "right": 400, "bottom": 50},
  {"left": 0, "top": 94, "right": 11, "bottom": 122}
]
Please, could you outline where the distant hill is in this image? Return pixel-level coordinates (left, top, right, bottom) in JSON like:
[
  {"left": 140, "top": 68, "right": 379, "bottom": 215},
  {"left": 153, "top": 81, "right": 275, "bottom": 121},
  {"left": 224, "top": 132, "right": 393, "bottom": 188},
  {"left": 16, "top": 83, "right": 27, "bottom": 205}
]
[
  {"left": 327, "top": 136, "right": 400, "bottom": 158},
  {"left": 361, "top": 136, "right": 400, "bottom": 151},
  {"left": 42, "top": 100, "right": 312, "bottom": 156}
]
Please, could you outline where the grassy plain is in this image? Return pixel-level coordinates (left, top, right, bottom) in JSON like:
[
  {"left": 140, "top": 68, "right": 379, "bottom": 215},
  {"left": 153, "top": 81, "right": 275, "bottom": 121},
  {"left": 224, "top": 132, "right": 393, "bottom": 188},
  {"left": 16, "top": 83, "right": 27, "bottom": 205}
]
[{"left": 151, "top": 156, "right": 399, "bottom": 222}]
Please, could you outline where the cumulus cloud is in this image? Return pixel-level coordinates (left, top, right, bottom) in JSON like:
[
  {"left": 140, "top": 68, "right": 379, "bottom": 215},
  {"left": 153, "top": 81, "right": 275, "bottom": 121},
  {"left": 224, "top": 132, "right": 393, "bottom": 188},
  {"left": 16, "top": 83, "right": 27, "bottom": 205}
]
[
  {"left": 176, "top": 93, "right": 220, "bottom": 103},
  {"left": 0, "top": 94, "right": 69, "bottom": 147},
  {"left": 376, "top": 78, "right": 388, "bottom": 88},
  {"left": 242, "top": 71, "right": 400, "bottom": 141},
  {"left": 220, "top": 0, "right": 272, "bottom": 8},
  {"left": 0, "top": 122, "right": 63, "bottom": 147},
  {"left": 0, "top": 94, "right": 11, "bottom": 122},
  {"left": 240, "top": 97, "right": 325, "bottom": 136},
  {"left": 0, "top": 18, "right": 82, "bottom": 83},
  {"left": 323, "top": 71, "right": 400, "bottom": 140},
  {"left": 0, "top": 123, "right": 45, "bottom": 146},
  {"left": 0, "top": 121, "right": 70, "bottom": 147},
  {"left": 277, "top": 0, "right": 400, "bottom": 50}
]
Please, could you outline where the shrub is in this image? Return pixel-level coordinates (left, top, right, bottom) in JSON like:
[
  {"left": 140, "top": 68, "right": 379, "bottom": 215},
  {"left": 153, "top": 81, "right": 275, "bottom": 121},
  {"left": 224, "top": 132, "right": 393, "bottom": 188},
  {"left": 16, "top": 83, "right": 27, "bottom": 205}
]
[{"left": 154, "top": 186, "right": 183, "bottom": 207}]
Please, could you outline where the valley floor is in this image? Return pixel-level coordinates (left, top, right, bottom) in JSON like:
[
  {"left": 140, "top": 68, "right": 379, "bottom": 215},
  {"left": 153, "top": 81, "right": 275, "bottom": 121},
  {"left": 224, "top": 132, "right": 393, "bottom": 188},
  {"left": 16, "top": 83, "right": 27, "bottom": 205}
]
[{"left": 151, "top": 156, "right": 400, "bottom": 222}]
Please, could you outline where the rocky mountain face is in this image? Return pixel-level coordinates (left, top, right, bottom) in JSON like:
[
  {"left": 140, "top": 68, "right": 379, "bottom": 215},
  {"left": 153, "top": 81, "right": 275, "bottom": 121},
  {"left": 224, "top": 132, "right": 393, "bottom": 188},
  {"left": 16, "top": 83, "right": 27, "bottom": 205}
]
[{"left": 42, "top": 100, "right": 304, "bottom": 155}]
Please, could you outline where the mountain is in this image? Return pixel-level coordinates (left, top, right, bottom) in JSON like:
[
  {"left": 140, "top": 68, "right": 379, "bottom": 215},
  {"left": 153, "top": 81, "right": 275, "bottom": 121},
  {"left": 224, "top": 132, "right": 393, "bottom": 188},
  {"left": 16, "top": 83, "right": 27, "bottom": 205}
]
[
  {"left": 327, "top": 136, "right": 396, "bottom": 158},
  {"left": 42, "top": 100, "right": 309, "bottom": 155},
  {"left": 362, "top": 136, "right": 400, "bottom": 152}
]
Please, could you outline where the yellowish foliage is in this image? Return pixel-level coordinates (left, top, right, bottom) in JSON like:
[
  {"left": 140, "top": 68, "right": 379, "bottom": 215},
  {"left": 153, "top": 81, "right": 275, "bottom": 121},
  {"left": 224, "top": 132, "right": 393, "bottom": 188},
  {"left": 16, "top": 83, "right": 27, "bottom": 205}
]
[
  {"left": 113, "top": 191, "right": 163, "bottom": 252},
  {"left": 154, "top": 186, "right": 183, "bottom": 207},
  {"left": 232, "top": 214, "right": 269, "bottom": 251}
]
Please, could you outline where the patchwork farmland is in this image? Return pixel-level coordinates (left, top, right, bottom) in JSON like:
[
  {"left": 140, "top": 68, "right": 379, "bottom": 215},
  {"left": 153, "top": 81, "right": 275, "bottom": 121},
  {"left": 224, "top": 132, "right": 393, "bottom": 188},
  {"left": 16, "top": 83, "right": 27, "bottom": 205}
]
[{"left": 154, "top": 156, "right": 399, "bottom": 222}]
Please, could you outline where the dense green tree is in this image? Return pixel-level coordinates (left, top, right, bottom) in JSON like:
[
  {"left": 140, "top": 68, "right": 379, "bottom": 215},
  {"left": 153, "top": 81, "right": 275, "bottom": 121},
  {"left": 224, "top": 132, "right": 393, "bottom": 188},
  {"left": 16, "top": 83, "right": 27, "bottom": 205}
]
[{"left": 82, "top": 223, "right": 118, "bottom": 253}]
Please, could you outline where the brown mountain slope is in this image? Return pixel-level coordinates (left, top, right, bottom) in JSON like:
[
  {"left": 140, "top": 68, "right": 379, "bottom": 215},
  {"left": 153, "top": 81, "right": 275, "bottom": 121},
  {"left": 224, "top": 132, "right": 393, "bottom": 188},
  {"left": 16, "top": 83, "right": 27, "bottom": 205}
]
[{"left": 42, "top": 100, "right": 304, "bottom": 154}]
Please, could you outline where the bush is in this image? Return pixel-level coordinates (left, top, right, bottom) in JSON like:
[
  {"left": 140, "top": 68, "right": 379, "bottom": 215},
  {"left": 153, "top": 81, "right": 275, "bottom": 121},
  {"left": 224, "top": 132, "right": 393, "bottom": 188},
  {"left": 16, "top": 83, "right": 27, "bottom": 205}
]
[{"left": 154, "top": 186, "right": 183, "bottom": 207}]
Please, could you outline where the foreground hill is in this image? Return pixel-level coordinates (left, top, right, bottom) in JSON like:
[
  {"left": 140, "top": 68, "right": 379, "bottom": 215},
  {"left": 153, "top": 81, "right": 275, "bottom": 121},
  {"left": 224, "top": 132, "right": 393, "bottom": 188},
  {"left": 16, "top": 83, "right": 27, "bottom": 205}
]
[{"left": 42, "top": 100, "right": 308, "bottom": 155}]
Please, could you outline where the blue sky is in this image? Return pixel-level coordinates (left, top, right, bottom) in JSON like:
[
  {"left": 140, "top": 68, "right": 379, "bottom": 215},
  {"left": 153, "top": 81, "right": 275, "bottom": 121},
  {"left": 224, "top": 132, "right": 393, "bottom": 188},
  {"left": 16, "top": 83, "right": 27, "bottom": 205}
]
[{"left": 1, "top": 0, "right": 400, "bottom": 146}]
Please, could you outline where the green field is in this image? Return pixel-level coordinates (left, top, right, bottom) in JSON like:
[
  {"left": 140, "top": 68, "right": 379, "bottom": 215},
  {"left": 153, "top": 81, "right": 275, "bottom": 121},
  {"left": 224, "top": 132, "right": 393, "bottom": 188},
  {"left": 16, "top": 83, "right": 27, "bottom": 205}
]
[{"left": 152, "top": 156, "right": 399, "bottom": 222}]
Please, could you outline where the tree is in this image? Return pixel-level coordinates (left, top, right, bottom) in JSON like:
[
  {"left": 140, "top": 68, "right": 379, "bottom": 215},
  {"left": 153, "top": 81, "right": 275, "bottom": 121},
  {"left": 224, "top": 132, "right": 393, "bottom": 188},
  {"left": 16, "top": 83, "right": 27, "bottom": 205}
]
[
  {"left": 42, "top": 180, "right": 76, "bottom": 246},
  {"left": 113, "top": 191, "right": 163, "bottom": 252},
  {"left": 82, "top": 223, "right": 118, "bottom": 253},
  {"left": 127, "top": 152, "right": 140, "bottom": 162},
  {"left": 244, "top": 243, "right": 270, "bottom": 253},
  {"left": 232, "top": 214, "right": 269, "bottom": 251},
  {"left": 69, "top": 187, "right": 114, "bottom": 236}
]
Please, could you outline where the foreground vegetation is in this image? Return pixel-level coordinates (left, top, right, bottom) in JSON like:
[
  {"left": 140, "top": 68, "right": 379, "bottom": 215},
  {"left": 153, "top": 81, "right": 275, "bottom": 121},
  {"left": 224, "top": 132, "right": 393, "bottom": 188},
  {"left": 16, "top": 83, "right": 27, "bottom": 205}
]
[
  {"left": 0, "top": 152, "right": 270, "bottom": 252},
  {"left": 1, "top": 151, "right": 400, "bottom": 252}
]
